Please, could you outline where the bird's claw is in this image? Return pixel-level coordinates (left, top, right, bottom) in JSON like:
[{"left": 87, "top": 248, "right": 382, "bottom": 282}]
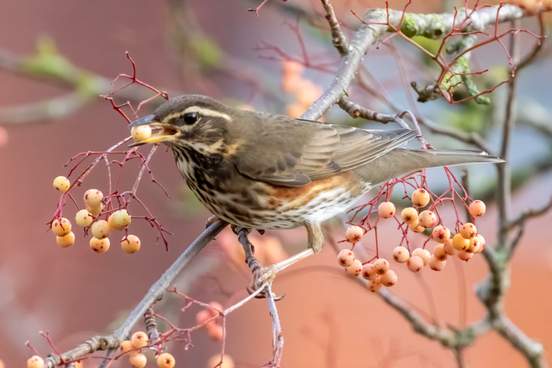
[{"left": 246, "top": 266, "right": 284, "bottom": 301}]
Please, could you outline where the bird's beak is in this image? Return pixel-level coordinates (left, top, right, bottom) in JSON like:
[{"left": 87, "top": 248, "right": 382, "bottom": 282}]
[{"left": 129, "top": 114, "right": 179, "bottom": 146}]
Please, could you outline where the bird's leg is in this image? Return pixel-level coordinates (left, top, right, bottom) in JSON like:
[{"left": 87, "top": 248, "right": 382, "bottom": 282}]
[
  {"left": 234, "top": 223, "right": 323, "bottom": 298},
  {"left": 235, "top": 227, "right": 269, "bottom": 297},
  {"left": 305, "top": 222, "right": 324, "bottom": 253},
  {"left": 255, "top": 222, "right": 321, "bottom": 278}
]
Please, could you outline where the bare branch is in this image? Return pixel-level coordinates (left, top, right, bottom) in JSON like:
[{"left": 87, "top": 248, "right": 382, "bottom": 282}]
[
  {"left": 505, "top": 195, "right": 552, "bottom": 231},
  {"left": 337, "top": 96, "right": 396, "bottom": 123},
  {"left": 320, "top": 0, "right": 349, "bottom": 56},
  {"left": 495, "top": 315, "right": 545, "bottom": 368},
  {"left": 496, "top": 20, "right": 519, "bottom": 248},
  {"left": 417, "top": 117, "right": 492, "bottom": 153},
  {"left": 302, "top": 4, "right": 526, "bottom": 119},
  {"left": 0, "top": 93, "right": 89, "bottom": 125}
]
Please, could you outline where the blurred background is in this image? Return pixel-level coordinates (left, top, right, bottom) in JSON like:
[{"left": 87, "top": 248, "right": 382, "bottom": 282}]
[{"left": 0, "top": 0, "right": 551, "bottom": 367}]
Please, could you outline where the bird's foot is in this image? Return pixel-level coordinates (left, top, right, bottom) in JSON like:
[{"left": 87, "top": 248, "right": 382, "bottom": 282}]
[
  {"left": 235, "top": 227, "right": 282, "bottom": 299},
  {"left": 247, "top": 266, "right": 284, "bottom": 300}
]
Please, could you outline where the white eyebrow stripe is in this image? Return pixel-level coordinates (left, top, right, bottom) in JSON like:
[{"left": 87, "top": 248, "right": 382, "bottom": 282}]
[{"left": 183, "top": 106, "right": 232, "bottom": 121}]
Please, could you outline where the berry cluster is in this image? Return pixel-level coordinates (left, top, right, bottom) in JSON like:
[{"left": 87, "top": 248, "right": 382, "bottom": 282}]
[
  {"left": 119, "top": 331, "right": 176, "bottom": 368},
  {"left": 50, "top": 177, "right": 142, "bottom": 254},
  {"left": 281, "top": 60, "right": 322, "bottom": 117},
  {"left": 338, "top": 245, "right": 398, "bottom": 292},
  {"left": 337, "top": 171, "right": 488, "bottom": 291}
]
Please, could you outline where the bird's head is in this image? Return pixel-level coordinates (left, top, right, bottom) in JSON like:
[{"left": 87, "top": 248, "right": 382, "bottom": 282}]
[{"left": 130, "top": 95, "right": 237, "bottom": 154}]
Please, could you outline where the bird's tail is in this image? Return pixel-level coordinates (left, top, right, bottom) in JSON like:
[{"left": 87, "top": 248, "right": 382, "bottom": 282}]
[{"left": 357, "top": 148, "right": 504, "bottom": 185}]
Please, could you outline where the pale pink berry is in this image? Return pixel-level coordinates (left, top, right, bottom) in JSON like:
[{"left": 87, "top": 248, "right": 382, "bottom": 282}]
[
  {"left": 410, "top": 224, "right": 425, "bottom": 233},
  {"left": 121, "top": 235, "right": 141, "bottom": 254},
  {"left": 418, "top": 210, "right": 437, "bottom": 228},
  {"left": 108, "top": 209, "right": 131, "bottom": 230},
  {"left": 470, "top": 234, "right": 486, "bottom": 253},
  {"left": 337, "top": 249, "right": 355, "bottom": 267},
  {"left": 429, "top": 256, "right": 447, "bottom": 271},
  {"left": 380, "top": 269, "right": 398, "bottom": 287},
  {"left": 156, "top": 352, "right": 176, "bottom": 368},
  {"left": 206, "top": 323, "right": 224, "bottom": 341},
  {"left": 89, "top": 237, "right": 110, "bottom": 253},
  {"left": 444, "top": 238, "right": 456, "bottom": 256},
  {"left": 130, "top": 331, "right": 149, "bottom": 349},
  {"left": 432, "top": 244, "right": 447, "bottom": 261},
  {"left": 196, "top": 309, "right": 211, "bottom": 325},
  {"left": 373, "top": 258, "right": 390, "bottom": 274},
  {"left": 208, "top": 302, "right": 223, "bottom": 316},
  {"left": 90, "top": 219, "right": 110, "bottom": 239},
  {"left": 457, "top": 250, "right": 474, "bottom": 262},
  {"left": 345, "top": 259, "right": 363, "bottom": 277},
  {"left": 131, "top": 125, "right": 152, "bottom": 142},
  {"left": 56, "top": 231, "right": 75, "bottom": 248},
  {"left": 119, "top": 340, "right": 133, "bottom": 354},
  {"left": 392, "top": 246, "right": 410, "bottom": 263},
  {"left": 407, "top": 255, "right": 424, "bottom": 272},
  {"left": 129, "top": 353, "right": 147, "bottom": 368},
  {"left": 412, "top": 188, "right": 430, "bottom": 208},
  {"left": 75, "top": 209, "right": 94, "bottom": 227},
  {"left": 86, "top": 203, "right": 104, "bottom": 217},
  {"left": 460, "top": 222, "right": 477, "bottom": 239},
  {"left": 83, "top": 189, "right": 103, "bottom": 208},
  {"left": 361, "top": 263, "right": 376, "bottom": 280},
  {"left": 366, "top": 279, "right": 382, "bottom": 293},
  {"left": 377, "top": 201, "right": 396, "bottom": 219},
  {"left": 52, "top": 176, "right": 70, "bottom": 193},
  {"left": 468, "top": 200, "right": 486, "bottom": 218},
  {"left": 345, "top": 225, "right": 364, "bottom": 243},
  {"left": 51, "top": 217, "right": 72, "bottom": 236},
  {"left": 412, "top": 248, "right": 431, "bottom": 266},
  {"left": 452, "top": 233, "right": 470, "bottom": 251},
  {"left": 431, "top": 225, "right": 451, "bottom": 243},
  {"left": 27, "top": 356, "right": 44, "bottom": 368},
  {"left": 400, "top": 207, "right": 419, "bottom": 225}
]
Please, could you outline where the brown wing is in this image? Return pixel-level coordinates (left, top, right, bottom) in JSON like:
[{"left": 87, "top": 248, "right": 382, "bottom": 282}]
[{"left": 231, "top": 114, "right": 416, "bottom": 187}]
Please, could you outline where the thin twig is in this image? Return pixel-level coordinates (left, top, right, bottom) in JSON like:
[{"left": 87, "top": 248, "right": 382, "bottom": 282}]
[
  {"left": 320, "top": 0, "right": 349, "bottom": 56},
  {"left": 338, "top": 96, "right": 396, "bottom": 123},
  {"left": 504, "top": 195, "right": 552, "bottom": 231},
  {"left": 496, "top": 20, "right": 519, "bottom": 248},
  {"left": 45, "top": 220, "right": 227, "bottom": 367}
]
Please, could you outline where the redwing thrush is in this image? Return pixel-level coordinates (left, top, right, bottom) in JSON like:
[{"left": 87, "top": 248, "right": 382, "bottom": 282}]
[{"left": 131, "top": 95, "right": 501, "bottom": 253}]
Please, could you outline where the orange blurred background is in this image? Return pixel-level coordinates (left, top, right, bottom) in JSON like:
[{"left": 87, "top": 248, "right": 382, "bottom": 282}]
[{"left": 0, "top": 1, "right": 551, "bottom": 367}]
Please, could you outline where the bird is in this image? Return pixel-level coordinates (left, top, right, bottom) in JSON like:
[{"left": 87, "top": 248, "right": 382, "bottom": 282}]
[{"left": 130, "top": 94, "right": 500, "bottom": 271}]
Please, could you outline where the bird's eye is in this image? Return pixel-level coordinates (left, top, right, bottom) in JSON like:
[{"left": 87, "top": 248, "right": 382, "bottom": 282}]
[{"left": 181, "top": 112, "right": 199, "bottom": 125}]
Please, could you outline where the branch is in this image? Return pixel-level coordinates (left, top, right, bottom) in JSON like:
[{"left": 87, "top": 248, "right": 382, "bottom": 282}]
[
  {"left": 504, "top": 195, "right": 552, "bottom": 231},
  {"left": 302, "top": 4, "right": 526, "bottom": 119},
  {"left": 417, "top": 117, "right": 491, "bottom": 153},
  {"left": 495, "top": 315, "right": 545, "bottom": 368},
  {"left": 0, "top": 93, "right": 89, "bottom": 125},
  {"left": 320, "top": 0, "right": 349, "bottom": 56},
  {"left": 0, "top": 48, "right": 161, "bottom": 124},
  {"left": 338, "top": 96, "right": 396, "bottom": 123},
  {"left": 496, "top": 20, "right": 520, "bottom": 248},
  {"left": 378, "top": 289, "right": 456, "bottom": 346},
  {"left": 44, "top": 220, "right": 227, "bottom": 367}
]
